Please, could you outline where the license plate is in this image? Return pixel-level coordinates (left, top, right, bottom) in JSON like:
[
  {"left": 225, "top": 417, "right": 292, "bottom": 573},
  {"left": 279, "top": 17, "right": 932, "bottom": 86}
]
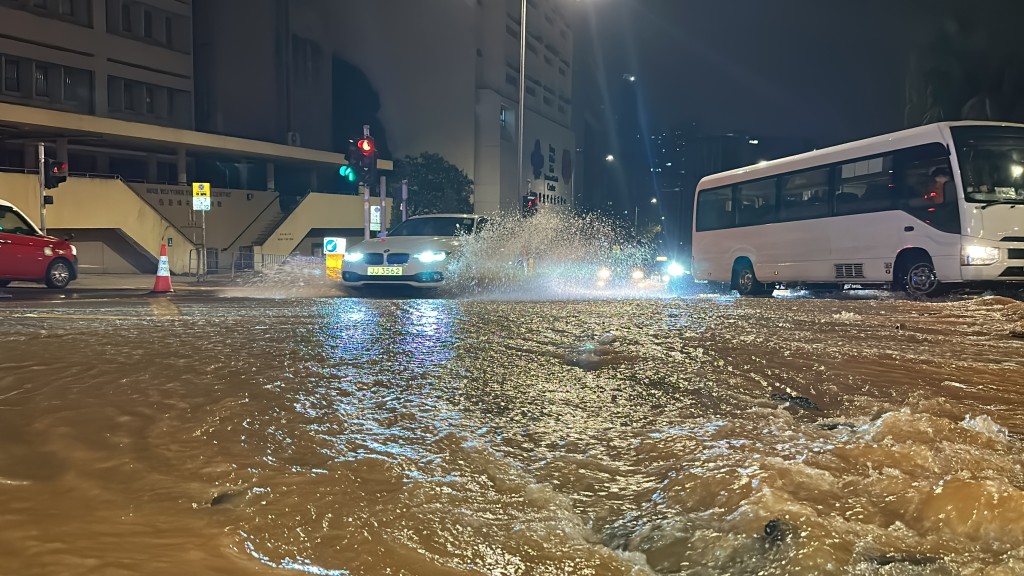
[{"left": 367, "top": 266, "right": 403, "bottom": 276}]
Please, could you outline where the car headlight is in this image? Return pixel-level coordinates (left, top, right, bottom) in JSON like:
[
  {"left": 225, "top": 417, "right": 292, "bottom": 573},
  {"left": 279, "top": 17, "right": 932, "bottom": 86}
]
[
  {"left": 667, "top": 262, "right": 686, "bottom": 277},
  {"left": 961, "top": 245, "right": 1000, "bottom": 266},
  {"left": 597, "top": 268, "right": 612, "bottom": 281},
  {"left": 631, "top": 269, "right": 645, "bottom": 280},
  {"left": 415, "top": 251, "right": 448, "bottom": 263},
  {"left": 345, "top": 252, "right": 364, "bottom": 262}
]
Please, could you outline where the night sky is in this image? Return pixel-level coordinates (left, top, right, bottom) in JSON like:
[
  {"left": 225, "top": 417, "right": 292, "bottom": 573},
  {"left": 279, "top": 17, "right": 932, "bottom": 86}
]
[{"left": 585, "top": 0, "right": 1021, "bottom": 147}]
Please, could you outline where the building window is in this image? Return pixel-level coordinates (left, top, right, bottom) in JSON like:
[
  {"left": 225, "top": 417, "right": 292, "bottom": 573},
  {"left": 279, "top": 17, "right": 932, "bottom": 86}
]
[
  {"left": 59, "top": 0, "right": 73, "bottom": 16},
  {"left": 31, "top": 0, "right": 46, "bottom": 9},
  {"left": 63, "top": 66, "right": 91, "bottom": 104},
  {"left": 167, "top": 90, "right": 174, "bottom": 117},
  {"left": 164, "top": 17, "right": 173, "bottom": 47},
  {"left": 34, "top": 65, "right": 49, "bottom": 97},
  {"left": 123, "top": 82, "right": 134, "bottom": 111},
  {"left": 500, "top": 106, "right": 507, "bottom": 128},
  {"left": 121, "top": 3, "right": 132, "bottom": 32},
  {"left": 3, "top": 59, "right": 19, "bottom": 93},
  {"left": 144, "top": 85, "right": 154, "bottom": 113},
  {"left": 143, "top": 9, "right": 153, "bottom": 38},
  {"left": 505, "top": 72, "right": 518, "bottom": 87}
]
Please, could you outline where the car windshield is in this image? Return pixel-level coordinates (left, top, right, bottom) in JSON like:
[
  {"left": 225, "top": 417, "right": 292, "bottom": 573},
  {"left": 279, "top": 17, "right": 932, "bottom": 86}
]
[
  {"left": 0, "top": 206, "right": 38, "bottom": 236},
  {"left": 952, "top": 126, "right": 1024, "bottom": 203},
  {"left": 388, "top": 217, "right": 477, "bottom": 237}
]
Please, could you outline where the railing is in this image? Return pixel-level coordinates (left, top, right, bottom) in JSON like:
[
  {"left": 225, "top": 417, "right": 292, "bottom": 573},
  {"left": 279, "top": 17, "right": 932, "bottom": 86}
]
[{"left": 187, "top": 249, "right": 290, "bottom": 279}]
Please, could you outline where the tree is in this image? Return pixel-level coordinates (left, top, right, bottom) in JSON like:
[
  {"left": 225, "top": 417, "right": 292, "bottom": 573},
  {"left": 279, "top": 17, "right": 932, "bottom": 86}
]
[
  {"left": 391, "top": 153, "right": 474, "bottom": 222},
  {"left": 906, "top": 6, "right": 1024, "bottom": 127}
]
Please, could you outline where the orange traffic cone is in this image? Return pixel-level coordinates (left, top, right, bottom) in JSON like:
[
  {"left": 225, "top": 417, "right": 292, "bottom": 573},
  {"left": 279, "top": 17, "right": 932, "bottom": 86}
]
[{"left": 150, "top": 243, "right": 174, "bottom": 294}]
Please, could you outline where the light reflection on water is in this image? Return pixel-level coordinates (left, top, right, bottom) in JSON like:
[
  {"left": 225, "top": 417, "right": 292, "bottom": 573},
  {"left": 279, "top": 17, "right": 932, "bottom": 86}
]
[{"left": 0, "top": 295, "right": 1023, "bottom": 575}]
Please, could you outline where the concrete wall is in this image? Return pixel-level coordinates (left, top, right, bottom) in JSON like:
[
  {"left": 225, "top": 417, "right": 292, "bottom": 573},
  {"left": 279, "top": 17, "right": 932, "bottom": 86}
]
[
  {"left": 128, "top": 183, "right": 279, "bottom": 250},
  {"left": 329, "top": 1, "right": 479, "bottom": 179},
  {"left": 0, "top": 0, "right": 193, "bottom": 128},
  {"left": 0, "top": 172, "right": 196, "bottom": 273},
  {"left": 260, "top": 193, "right": 389, "bottom": 256}
]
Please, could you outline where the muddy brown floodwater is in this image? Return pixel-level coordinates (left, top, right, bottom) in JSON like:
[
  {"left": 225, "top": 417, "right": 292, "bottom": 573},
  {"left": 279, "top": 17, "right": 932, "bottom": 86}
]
[{"left": 1, "top": 292, "right": 1023, "bottom": 576}]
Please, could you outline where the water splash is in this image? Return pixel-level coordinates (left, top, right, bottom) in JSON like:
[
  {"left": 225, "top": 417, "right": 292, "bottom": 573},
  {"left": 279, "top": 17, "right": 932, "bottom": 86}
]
[
  {"left": 221, "top": 256, "right": 344, "bottom": 299},
  {"left": 443, "top": 208, "right": 666, "bottom": 300}
]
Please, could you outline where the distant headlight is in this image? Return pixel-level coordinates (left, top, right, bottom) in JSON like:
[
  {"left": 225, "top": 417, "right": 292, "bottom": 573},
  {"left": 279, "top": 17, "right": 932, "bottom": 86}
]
[
  {"left": 631, "top": 269, "right": 644, "bottom": 280},
  {"left": 597, "top": 267, "right": 612, "bottom": 281},
  {"left": 667, "top": 262, "right": 686, "bottom": 277},
  {"left": 415, "top": 251, "right": 448, "bottom": 263},
  {"left": 345, "top": 252, "right": 364, "bottom": 262},
  {"left": 961, "top": 245, "right": 1000, "bottom": 266}
]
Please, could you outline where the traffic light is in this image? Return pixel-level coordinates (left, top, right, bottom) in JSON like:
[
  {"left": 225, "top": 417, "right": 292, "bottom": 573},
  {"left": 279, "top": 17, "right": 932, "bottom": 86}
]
[
  {"left": 357, "top": 137, "right": 377, "bottom": 186},
  {"left": 522, "top": 194, "right": 538, "bottom": 216},
  {"left": 44, "top": 160, "right": 67, "bottom": 190}
]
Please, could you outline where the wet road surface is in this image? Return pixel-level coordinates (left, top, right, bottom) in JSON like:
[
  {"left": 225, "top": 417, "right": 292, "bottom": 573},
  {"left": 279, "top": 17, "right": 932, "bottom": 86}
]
[{"left": 2, "top": 290, "right": 1024, "bottom": 575}]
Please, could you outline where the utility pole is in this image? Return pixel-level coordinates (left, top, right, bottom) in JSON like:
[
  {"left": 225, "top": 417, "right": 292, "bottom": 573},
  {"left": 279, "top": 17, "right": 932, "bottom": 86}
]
[
  {"left": 516, "top": 0, "right": 528, "bottom": 203},
  {"left": 37, "top": 142, "right": 46, "bottom": 234},
  {"left": 362, "top": 125, "right": 371, "bottom": 241}
]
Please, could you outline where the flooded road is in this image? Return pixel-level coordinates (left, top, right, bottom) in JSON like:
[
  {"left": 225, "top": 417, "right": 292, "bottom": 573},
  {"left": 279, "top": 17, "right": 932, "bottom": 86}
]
[{"left": 2, "top": 292, "right": 1024, "bottom": 575}]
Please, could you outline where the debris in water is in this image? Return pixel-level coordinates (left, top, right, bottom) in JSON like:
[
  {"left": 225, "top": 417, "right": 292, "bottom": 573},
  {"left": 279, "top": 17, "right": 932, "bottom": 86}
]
[
  {"left": 819, "top": 421, "right": 857, "bottom": 431},
  {"left": 763, "top": 518, "right": 794, "bottom": 545},
  {"left": 770, "top": 392, "right": 821, "bottom": 412}
]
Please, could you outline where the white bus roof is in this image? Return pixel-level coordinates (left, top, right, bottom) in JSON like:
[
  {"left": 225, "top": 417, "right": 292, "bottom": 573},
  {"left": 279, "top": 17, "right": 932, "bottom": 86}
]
[{"left": 697, "top": 121, "right": 1024, "bottom": 191}]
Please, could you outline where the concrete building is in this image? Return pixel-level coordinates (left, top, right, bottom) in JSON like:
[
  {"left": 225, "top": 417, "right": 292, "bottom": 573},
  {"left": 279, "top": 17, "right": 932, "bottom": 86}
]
[
  {"left": 0, "top": 0, "right": 388, "bottom": 274},
  {"left": 193, "top": 0, "right": 581, "bottom": 214}
]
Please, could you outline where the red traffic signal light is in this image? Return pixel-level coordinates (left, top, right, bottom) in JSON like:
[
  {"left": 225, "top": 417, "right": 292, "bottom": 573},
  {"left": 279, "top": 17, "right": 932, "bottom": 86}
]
[
  {"left": 357, "top": 139, "right": 374, "bottom": 154},
  {"left": 44, "top": 159, "right": 68, "bottom": 190}
]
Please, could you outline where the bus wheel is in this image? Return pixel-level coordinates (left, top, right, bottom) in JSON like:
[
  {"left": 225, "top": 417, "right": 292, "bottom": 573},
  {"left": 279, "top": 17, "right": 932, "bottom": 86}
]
[
  {"left": 733, "top": 260, "right": 766, "bottom": 296},
  {"left": 900, "top": 258, "right": 941, "bottom": 297}
]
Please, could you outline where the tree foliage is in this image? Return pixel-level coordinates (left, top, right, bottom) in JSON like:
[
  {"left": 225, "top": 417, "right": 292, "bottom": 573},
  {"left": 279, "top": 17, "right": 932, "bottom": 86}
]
[
  {"left": 906, "top": 6, "right": 1024, "bottom": 126},
  {"left": 392, "top": 153, "right": 474, "bottom": 221}
]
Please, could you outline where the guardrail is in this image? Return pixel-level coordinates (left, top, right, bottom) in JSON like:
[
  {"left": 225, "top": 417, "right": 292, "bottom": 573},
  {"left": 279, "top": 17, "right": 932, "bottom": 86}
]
[{"left": 187, "top": 249, "right": 290, "bottom": 278}]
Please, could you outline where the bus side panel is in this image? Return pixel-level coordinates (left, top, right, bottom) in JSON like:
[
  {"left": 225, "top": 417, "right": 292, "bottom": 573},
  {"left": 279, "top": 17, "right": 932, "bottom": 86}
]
[
  {"left": 755, "top": 220, "right": 834, "bottom": 283},
  {"left": 692, "top": 230, "right": 738, "bottom": 283}
]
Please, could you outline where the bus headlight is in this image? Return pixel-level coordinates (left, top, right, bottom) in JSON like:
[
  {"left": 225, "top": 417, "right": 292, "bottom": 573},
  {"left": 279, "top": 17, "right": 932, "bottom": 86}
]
[
  {"left": 961, "top": 245, "right": 1000, "bottom": 266},
  {"left": 667, "top": 262, "right": 686, "bottom": 277}
]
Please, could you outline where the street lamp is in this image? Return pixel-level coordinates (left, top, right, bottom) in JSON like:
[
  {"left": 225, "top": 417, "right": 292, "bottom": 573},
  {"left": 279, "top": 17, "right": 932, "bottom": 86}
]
[
  {"left": 605, "top": 154, "right": 615, "bottom": 162},
  {"left": 635, "top": 198, "right": 657, "bottom": 232},
  {"left": 516, "top": 0, "right": 529, "bottom": 207}
]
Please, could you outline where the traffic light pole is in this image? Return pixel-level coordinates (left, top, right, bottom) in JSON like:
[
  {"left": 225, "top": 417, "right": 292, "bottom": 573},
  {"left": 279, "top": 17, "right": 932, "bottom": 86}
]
[
  {"left": 362, "top": 182, "right": 370, "bottom": 241},
  {"left": 37, "top": 142, "right": 46, "bottom": 234},
  {"left": 378, "top": 174, "right": 387, "bottom": 237}
]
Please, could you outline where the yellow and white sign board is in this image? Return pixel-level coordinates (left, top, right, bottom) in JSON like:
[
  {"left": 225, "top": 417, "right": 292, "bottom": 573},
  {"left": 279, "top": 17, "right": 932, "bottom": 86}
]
[
  {"left": 324, "top": 237, "right": 346, "bottom": 280},
  {"left": 192, "top": 182, "right": 212, "bottom": 211}
]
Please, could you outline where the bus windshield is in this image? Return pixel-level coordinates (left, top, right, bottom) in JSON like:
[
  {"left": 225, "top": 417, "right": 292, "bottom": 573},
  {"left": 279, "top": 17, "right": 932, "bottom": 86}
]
[
  {"left": 388, "top": 216, "right": 477, "bottom": 237},
  {"left": 952, "top": 126, "right": 1024, "bottom": 203}
]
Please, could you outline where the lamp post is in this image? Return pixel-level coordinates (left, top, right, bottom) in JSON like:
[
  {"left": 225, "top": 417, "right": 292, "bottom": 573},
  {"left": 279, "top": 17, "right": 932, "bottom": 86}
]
[
  {"left": 635, "top": 197, "right": 656, "bottom": 233},
  {"left": 516, "top": 0, "right": 528, "bottom": 206}
]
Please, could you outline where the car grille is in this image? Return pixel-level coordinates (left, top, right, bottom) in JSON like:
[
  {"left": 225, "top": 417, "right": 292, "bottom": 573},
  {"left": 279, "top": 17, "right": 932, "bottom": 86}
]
[
  {"left": 998, "top": 267, "right": 1024, "bottom": 278},
  {"left": 364, "top": 253, "right": 385, "bottom": 265},
  {"left": 1008, "top": 249, "right": 1024, "bottom": 260},
  {"left": 387, "top": 253, "right": 410, "bottom": 265}
]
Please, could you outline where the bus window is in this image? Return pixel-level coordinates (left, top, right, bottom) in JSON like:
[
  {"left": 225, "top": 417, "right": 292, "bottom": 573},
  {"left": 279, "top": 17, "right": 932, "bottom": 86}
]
[
  {"left": 695, "top": 187, "right": 734, "bottom": 231},
  {"left": 780, "top": 168, "right": 829, "bottom": 222},
  {"left": 900, "top": 155, "right": 960, "bottom": 234},
  {"left": 736, "top": 179, "right": 777, "bottom": 226},
  {"left": 835, "top": 155, "right": 894, "bottom": 215}
]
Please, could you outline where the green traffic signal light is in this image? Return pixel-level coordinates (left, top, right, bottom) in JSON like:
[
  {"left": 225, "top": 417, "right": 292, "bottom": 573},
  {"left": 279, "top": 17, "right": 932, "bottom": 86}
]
[{"left": 339, "top": 165, "right": 357, "bottom": 183}]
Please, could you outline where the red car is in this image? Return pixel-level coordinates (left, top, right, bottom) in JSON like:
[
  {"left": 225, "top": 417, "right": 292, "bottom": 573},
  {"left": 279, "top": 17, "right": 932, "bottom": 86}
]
[{"left": 0, "top": 199, "right": 77, "bottom": 289}]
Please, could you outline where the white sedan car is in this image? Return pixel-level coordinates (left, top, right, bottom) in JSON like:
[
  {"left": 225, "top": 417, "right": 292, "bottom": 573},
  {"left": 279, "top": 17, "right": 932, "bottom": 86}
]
[{"left": 341, "top": 214, "right": 487, "bottom": 289}]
